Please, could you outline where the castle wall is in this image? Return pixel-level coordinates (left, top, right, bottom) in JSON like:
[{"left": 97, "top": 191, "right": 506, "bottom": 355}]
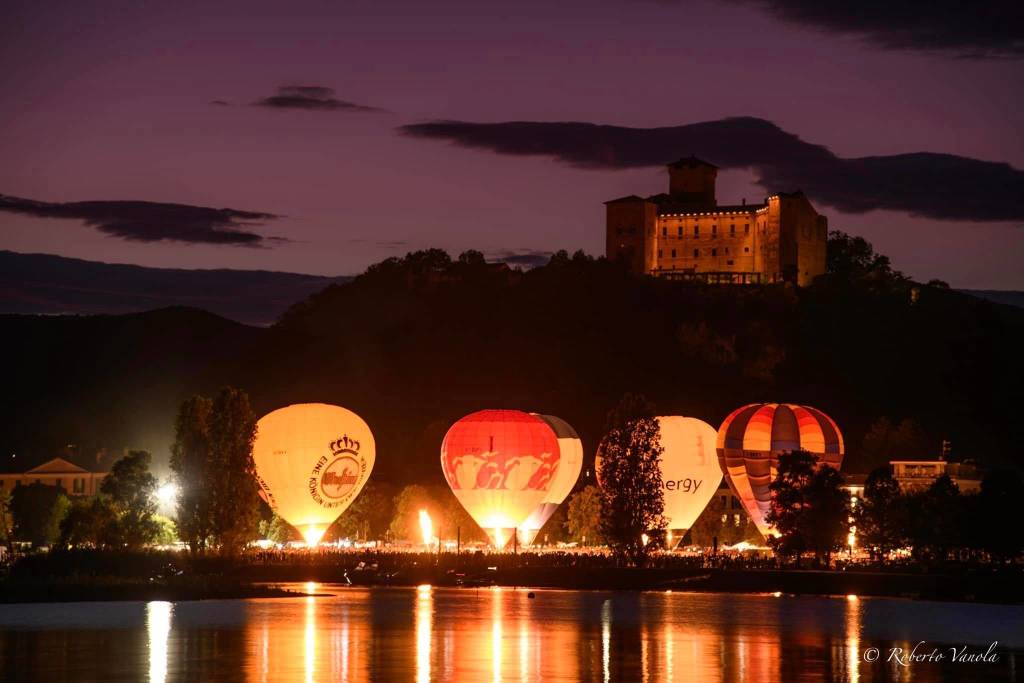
[
  {"left": 652, "top": 211, "right": 759, "bottom": 277},
  {"left": 606, "top": 199, "right": 658, "bottom": 274}
]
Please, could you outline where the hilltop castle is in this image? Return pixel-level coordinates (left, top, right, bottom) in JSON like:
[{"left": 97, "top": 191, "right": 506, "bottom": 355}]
[{"left": 605, "top": 157, "right": 827, "bottom": 285}]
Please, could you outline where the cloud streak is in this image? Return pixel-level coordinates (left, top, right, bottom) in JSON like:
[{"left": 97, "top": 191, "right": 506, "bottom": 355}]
[
  {"left": 401, "top": 117, "right": 1024, "bottom": 221},
  {"left": 0, "top": 194, "right": 282, "bottom": 246},
  {"left": 727, "top": 0, "right": 1024, "bottom": 58},
  {"left": 253, "top": 85, "right": 384, "bottom": 112}
]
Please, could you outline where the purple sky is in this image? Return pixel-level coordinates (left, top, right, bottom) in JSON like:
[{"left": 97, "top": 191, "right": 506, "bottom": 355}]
[{"left": 1, "top": 0, "right": 1022, "bottom": 288}]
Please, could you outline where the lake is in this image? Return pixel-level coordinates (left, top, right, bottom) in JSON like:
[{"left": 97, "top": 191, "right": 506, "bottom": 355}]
[{"left": 1, "top": 583, "right": 1021, "bottom": 681}]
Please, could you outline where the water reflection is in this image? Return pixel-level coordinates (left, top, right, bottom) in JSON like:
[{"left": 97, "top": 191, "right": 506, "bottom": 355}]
[
  {"left": 0, "top": 587, "right": 1020, "bottom": 682},
  {"left": 146, "top": 601, "right": 172, "bottom": 683}
]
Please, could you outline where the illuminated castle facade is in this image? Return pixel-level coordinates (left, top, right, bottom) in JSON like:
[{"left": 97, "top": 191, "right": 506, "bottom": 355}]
[{"left": 605, "top": 157, "right": 827, "bottom": 285}]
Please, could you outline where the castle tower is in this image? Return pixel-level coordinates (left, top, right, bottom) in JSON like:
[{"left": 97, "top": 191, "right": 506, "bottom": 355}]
[{"left": 667, "top": 157, "right": 717, "bottom": 208}]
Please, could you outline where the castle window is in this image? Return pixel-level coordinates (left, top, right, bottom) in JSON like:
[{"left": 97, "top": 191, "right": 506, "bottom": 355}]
[
  {"left": 677, "top": 226, "right": 683, "bottom": 236},
  {"left": 693, "top": 249, "right": 699, "bottom": 258},
  {"left": 657, "top": 249, "right": 663, "bottom": 258},
  {"left": 727, "top": 260, "right": 734, "bottom": 266},
  {"left": 662, "top": 226, "right": 667, "bottom": 237},
  {"left": 725, "top": 247, "right": 729, "bottom": 254},
  {"left": 694, "top": 226, "right": 700, "bottom": 237},
  {"left": 671, "top": 249, "right": 676, "bottom": 258},
  {"left": 744, "top": 224, "right": 750, "bottom": 234},
  {"left": 712, "top": 225, "right": 717, "bottom": 235},
  {"left": 711, "top": 248, "right": 717, "bottom": 257},
  {"left": 730, "top": 224, "right": 735, "bottom": 236},
  {"left": 744, "top": 247, "right": 750, "bottom": 253}
]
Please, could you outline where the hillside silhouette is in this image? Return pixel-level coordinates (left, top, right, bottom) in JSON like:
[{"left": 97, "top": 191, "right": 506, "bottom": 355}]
[{"left": 3, "top": 243, "right": 1022, "bottom": 485}]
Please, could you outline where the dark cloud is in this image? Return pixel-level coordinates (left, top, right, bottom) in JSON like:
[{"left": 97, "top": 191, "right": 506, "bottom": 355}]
[
  {"left": 209, "top": 99, "right": 231, "bottom": 106},
  {"left": 727, "top": 0, "right": 1024, "bottom": 58},
  {"left": 401, "top": 117, "right": 1024, "bottom": 221},
  {"left": 487, "top": 249, "right": 553, "bottom": 268},
  {"left": 253, "top": 85, "right": 383, "bottom": 112},
  {"left": 0, "top": 194, "right": 282, "bottom": 246}
]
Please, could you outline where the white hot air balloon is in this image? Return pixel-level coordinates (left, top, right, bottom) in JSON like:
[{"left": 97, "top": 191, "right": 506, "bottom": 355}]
[
  {"left": 657, "top": 416, "right": 722, "bottom": 538},
  {"left": 518, "top": 415, "right": 583, "bottom": 546},
  {"left": 252, "top": 403, "right": 375, "bottom": 546}
]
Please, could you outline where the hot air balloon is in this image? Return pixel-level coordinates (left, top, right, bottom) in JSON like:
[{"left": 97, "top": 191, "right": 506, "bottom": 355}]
[
  {"left": 441, "top": 409, "right": 560, "bottom": 548},
  {"left": 517, "top": 415, "right": 583, "bottom": 546},
  {"left": 594, "top": 416, "right": 722, "bottom": 544},
  {"left": 252, "top": 403, "right": 375, "bottom": 546},
  {"left": 716, "top": 403, "right": 844, "bottom": 538}
]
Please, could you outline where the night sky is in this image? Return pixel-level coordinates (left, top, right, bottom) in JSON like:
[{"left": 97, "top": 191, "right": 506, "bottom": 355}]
[{"left": 2, "top": 0, "right": 1022, "bottom": 288}]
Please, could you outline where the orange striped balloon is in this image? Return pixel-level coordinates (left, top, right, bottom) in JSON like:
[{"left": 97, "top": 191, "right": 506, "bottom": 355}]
[{"left": 716, "top": 403, "right": 844, "bottom": 538}]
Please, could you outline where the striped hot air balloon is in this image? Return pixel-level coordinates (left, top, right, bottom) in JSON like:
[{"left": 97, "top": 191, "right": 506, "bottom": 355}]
[{"left": 716, "top": 403, "right": 844, "bottom": 538}]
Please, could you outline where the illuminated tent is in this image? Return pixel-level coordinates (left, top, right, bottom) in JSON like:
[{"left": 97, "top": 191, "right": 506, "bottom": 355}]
[
  {"left": 595, "top": 416, "right": 721, "bottom": 545},
  {"left": 716, "top": 403, "right": 844, "bottom": 538},
  {"left": 252, "top": 403, "right": 375, "bottom": 545},
  {"left": 518, "top": 414, "right": 583, "bottom": 546},
  {"left": 441, "top": 409, "right": 560, "bottom": 548}
]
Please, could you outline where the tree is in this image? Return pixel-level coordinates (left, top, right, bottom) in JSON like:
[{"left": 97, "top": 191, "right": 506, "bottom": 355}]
[
  {"left": 767, "top": 451, "right": 850, "bottom": 566},
  {"left": 688, "top": 492, "right": 761, "bottom": 548},
  {"left": 905, "top": 475, "right": 962, "bottom": 562},
  {"left": 170, "top": 395, "right": 214, "bottom": 554},
  {"left": 566, "top": 485, "right": 603, "bottom": 546},
  {"left": 854, "top": 466, "right": 904, "bottom": 561},
  {"left": 597, "top": 394, "right": 666, "bottom": 564},
  {"left": 259, "top": 514, "right": 301, "bottom": 544},
  {"left": 328, "top": 482, "right": 392, "bottom": 542},
  {"left": 208, "top": 387, "right": 261, "bottom": 555},
  {"left": 59, "top": 496, "right": 117, "bottom": 548},
  {"left": 0, "top": 489, "right": 12, "bottom": 552},
  {"left": 972, "top": 470, "right": 1024, "bottom": 561},
  {"left": 10, "top": 483, "right": 70, "bottom": 548},
  {"left": 826, "top": 231, "right": 900, "bottom": 280},
  {"left": 101, "top": 450, "right": 160, "bottom": 549},
  {"left": 170, "top": 387, "right": 261, "bottom": 556},
  {"left": 152, "top": 514, "right": 178, "bottom": 546}
]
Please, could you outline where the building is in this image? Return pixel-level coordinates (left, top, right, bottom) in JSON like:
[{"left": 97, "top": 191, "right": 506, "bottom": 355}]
[
  {"left": 0, "top": 456, "right": 109, "bottom": 497},
  {"left": 605, "top": 157, "right": 828, "bottom": 285},
  {"left": 890, "top": 459, "right": 982, "bottom": 493}
]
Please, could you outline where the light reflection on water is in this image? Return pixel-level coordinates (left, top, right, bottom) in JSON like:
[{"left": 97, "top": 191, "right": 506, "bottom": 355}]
[{"left": 0, "top": 585, "right": 1021, "bottom": 681}]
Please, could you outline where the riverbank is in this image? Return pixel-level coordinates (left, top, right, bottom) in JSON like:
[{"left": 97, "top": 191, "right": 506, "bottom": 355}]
[{"left": 0, "top": 576, "right": 302, "bottom": 604}]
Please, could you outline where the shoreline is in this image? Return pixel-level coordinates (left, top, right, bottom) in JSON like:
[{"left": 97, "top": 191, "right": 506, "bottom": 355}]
[{"left": 3, "top": 564, "right": 1021, "bottom": 605}]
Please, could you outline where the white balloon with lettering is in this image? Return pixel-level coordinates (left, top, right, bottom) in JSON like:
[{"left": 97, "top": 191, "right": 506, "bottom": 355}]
[
  {"left": 252, "top": 403, "right": 375, "bottom": 546},
  {"left": 657, "top": 416, "right": 722, "bottom": 531}
]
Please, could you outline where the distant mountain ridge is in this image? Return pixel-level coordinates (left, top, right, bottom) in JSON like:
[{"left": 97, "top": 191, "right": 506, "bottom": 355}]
[
  {"left": 961, "top": 290, "right": 1024, "bottom": 310},
  {"left": 0, "top": 250, "right": 349, "bottom": 325}
]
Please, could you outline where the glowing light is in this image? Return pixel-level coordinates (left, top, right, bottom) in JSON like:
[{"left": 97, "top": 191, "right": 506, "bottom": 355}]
[
  {"left": 846, "top": 594, "right": 859, "bottom": 602},
  {"left": 301, "top": 525, "right": 327, "bottom": 547},
  {"left": 304, "top": 593, "right": 316, "bottom": 683},
  {"left": 493, "top": 528, "right": 505, "bottom": 550},
  {"left": 416, "top": 583, "right": 433, "bottom": 683},
  {"left": 601, "top": 600, "right": 611, "bottom": 683},
  {"left": 641, "top": 533, "right": 650, "bottom": 546},
  {"left": 772, "top": 591, "right": 782, "bottom": 598},
  {"left": 419, "top": 509, "right": 434, "bottom": 546},
  {"left": 146, "top": 601, "right": 172, "bottom": 683},
  {"left": 155, "top": 482, "right": 178, "bottom": 507}
]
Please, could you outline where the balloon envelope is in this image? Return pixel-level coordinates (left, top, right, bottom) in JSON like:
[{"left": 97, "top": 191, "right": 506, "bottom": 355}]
[
  {"left": 253, "top": 403, "right": 375, "bottom": 545},
  {"left": 518, "top": 414, "right": 583, "bottom": 546},
  {"left": 441, "top": 409, "right": 560, "bottom": 548},
  {"left": 658, "top": 416, "right": 722, "bottom": 531},
  {"left": 716, "top": 403, "right": 844, "bottom": 538},
  {"left": 595, "top": 416, "right": 721, "bottom": 533}
]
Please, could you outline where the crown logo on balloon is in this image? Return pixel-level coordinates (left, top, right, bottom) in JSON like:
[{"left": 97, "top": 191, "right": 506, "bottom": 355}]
[{"left": 330, "top": 435, "right": 361, "bottom": 455}]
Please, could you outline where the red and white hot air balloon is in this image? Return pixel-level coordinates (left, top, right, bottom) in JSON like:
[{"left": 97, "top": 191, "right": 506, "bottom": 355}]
[
  {"left": 716, "top": 403, "right": 844, "bottom": 538},
  {"left": 252, "top": 403, "right": 375, "bottom": 546},
  {"left": 517, "top": 415, "right": 583, "bottom": 546},
  {"left": 441, "top": 409, "right": 561, "bottom": 548}
]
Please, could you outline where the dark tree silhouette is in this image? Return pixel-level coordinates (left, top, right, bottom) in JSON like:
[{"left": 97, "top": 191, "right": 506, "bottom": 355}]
[
  {"left": 597, "top": 394, "right": 666, "bottom": 565},
  {"left": 767, "top": 450, "right": 849, "bottom": 566},
  {"left": 854, "top": 466, "right": 904, "bottom": 560},
  {"left": 100, "top": 450, "right": 160, "bottom": 549},
  {"left": 171, "top": 395, "right": 214, "bottom": 554},
  {"left": 10, "top": 483, "right": 69, "bottom": 548}
]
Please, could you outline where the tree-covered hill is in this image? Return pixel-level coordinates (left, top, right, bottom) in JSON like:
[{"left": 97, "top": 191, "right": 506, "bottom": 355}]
[{"left": 3, "top": 239, "right": 1022, "bottom": 486}]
